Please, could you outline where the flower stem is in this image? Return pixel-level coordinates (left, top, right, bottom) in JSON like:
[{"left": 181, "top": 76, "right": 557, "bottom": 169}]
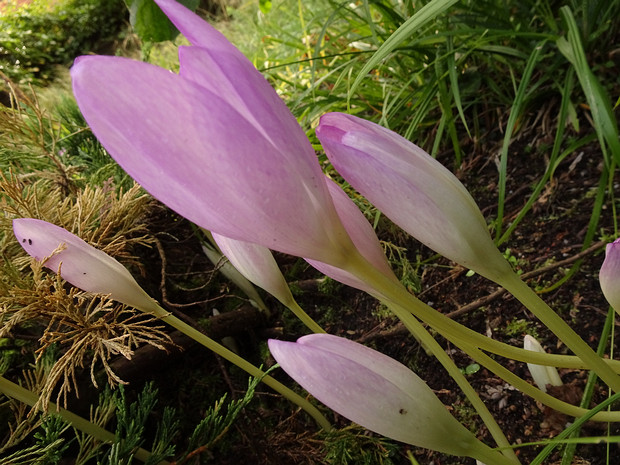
[
  {"left": 473, "top": 442, "right": 518, "bottom": 465},
  {"left": 284, "top": 299, "right": 325, "bottom": 334},
  {"left": 344, "top": 252, "right": 620, "bottom": 420},
  {"left": 499, "top": 271, "right": 620, "bottom": 392},
  {"left": 456, "top": 343, "right": 620, "bottom": 422},
  {"left": 342, "top": 252, "right": 620, "bottom": 375},
  {"left": 383, "top": 302, "right": 520, "bottom": 464},
  {"left": 388, "top": 298, "right": 620, "bottom": 421},
  {"left": 0, "top": 376, "right": 160, "bottom": 463},
  {"left": 141, "top": 301, "right": 331, "bottom": 430}
]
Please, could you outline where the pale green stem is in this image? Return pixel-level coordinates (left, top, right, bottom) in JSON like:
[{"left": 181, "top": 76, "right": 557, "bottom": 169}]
[
  {"left": 284, "top": 299, "right": 326, "bottom": 334},
  {"left": 0, "top": 376, "right": 160, "bottom": 464},
  {"left": 383, "top": 302, "right": 520, "bottom": 464},
  {"left": 341, "top": 252, "right": 620, "bottom": 420},
  {"left": 139, "top": 300, "right": 331, "bottom": 430},
  {"left": 498, "top": 271, "right": 620, "bottom": 392},
  {"left": 334, "top": 252, "right": 620, "bottom": 374},
  {"left": 473, "top": 442, "right": 519, "bottom": 465},
  {"left": 456, "top": 343, "right": 620, "bottom": 422},
  {"left": 386, "top": 298, "right": 620, "bottom": 422},
  {"left": 388, "top": 299, "right": 620, "bottom": 421}
]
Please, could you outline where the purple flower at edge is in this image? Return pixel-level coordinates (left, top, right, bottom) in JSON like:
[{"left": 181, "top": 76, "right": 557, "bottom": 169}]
[{"left": 600, "top": 237, "right": 620, "bottom": 314}]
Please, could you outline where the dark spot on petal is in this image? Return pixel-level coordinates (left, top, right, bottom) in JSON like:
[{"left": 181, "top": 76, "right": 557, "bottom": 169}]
[
  {"left": 22, "top": 238, "right": 26, "bottom": 243},
  {"left": 83, "top": 272, "right": 87, "bottom": 275},
  {"left": 28, "top": 239, "right": 32, "bottom": 245},
  {"left": 399, "top": 408, "right": 407, "bottom": 415}
]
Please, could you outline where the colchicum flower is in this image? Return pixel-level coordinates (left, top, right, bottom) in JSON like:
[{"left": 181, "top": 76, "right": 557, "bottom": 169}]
[
  {"left": 211, "top": 174, "right": 399, "bottom": 303},
  {"left": 71, "top": 0, "right": 352, "bottom": 266},
  {"left": 269, "top": 334, "right": 501, "bottom": 461},
  {"left": 12, "top": 218, "right": 159, "bottom": 313},
  {"left": 316, "top": 112, "right": 513, "bottom": 282},
  {"left": 600, "top": 238, "right": 620, "bottom": 315}
]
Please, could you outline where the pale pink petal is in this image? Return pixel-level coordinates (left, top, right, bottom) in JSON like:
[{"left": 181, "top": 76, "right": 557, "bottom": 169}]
[
  {"left": 212, "top": 233, "right": 292, "bottom": 306},
  {"left": 154, "top": 0, "right": 240, "bottom": 52},
  {"left": 523, "top": 335, "right": 562, "bottom": 393},
  {"left": 306, "top": 178, "right": 398, "bottom": 293},
  {"left": 71, "top": 56, "right": 347, "bottom": 264},
  {"left": 317, "top": 113, "right": 511, "bottom": 281},
  {"left": 600, "top": 238, "right": 620, "bottom": 314},
  {"left": 13, "top": 218, "right": 158, "bottom": 312},
  {"left": 269, "top": 334, "right": 482, "bottom": 456}
]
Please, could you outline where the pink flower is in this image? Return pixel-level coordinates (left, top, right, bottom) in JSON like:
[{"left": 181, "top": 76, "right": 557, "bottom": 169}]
[
  {"left": 70, "top": 0, "right": 351, "bottom": 265},
  {"left": 316, "top": 113, "right": 511, "bottom": 282},
  {"left": 305, "top": 178, "right": 399, "bottom": 293},
  {"left": 13, "top": 218, "right": 159, "bottom": 313},
  {"left": 600, "top": 238, "right": 620, "bottom": 314},
  {"left": 269, "top": 334, "right": 498, "bottom": 460}
]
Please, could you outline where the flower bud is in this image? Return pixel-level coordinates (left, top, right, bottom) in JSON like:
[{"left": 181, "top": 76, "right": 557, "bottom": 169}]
[{"left": 13, "top": 218, "right": 159, "bottom": 313}]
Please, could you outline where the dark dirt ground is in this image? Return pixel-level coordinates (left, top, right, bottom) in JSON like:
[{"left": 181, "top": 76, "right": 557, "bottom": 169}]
[{"left": 96, "top": 110, "right": 620, "bottom": 465}]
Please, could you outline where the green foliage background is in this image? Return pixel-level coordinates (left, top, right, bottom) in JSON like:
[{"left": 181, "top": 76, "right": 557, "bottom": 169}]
[{"left": 0, "top": 0, "right": 126, "bottom": 84}]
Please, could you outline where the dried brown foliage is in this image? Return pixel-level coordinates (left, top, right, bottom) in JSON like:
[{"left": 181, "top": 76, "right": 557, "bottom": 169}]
[
  {"left": 0, "top": 98, "right": 175, "bottom": 411},
  {"left": 1, "top": 255, "right": 175, "bottom": 412}
]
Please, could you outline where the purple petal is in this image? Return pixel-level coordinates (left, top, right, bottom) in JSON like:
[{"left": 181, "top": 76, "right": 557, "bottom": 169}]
[
  {"left": 306, "top": 178, "right": 399, "bottom": 293},
  {"left": 153, "top": 0, "right": 240, "bottom": 52},
  {"left": 13, "top": 218, "right": 157, "bottom": 312},
  {"left": 212, "top": 233, "right": 292, "bottom": 305},
  {"left": 156, "top": 0, "right": 313, "bottom": 162},
  {"left": 600, "top": 238, "right": 620, "bottom": 313},
  {"left": 316, "top": 113, "right": 511, "bottom": 281},
  {"left": 269, "top": 334, "right": 480, "bottom": 456},
  {"left": 177, "top": 46, "right": 316, "bottom": 168},
  {"left": 71, "top": 56, "right": 347, "bottom": 263}
]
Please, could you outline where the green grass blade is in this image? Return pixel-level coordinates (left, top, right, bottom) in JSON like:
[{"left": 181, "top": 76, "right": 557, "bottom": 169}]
[
  {"left": 348, "top": 0, "right": 459, "bottom": 101},
  {"left": 446, "top": 34, "right": 470, "bottom": 138},
  {"left": 560, "top": 306, "right": 616, "bottom": 465},
  {"left": 435, "top": 49, "right": 461, "bottom": 164},
  {"left": 557, "top": 6, "right": 620, "bottom": 167},
  {"left": 538, "top": 161, "right": 610, "bottom": 294},
  {"left": 494, "top": 40, "right": 547, "bottom": 241},
  {"left": 530, "top": 390, "right": 620, "bottom": 465},
  {"left": 497, "top": 70, "right": 578, "bottom": 245}
]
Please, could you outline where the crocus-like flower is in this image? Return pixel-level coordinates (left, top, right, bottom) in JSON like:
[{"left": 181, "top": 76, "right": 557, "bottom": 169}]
[
  {"left": 269, "top": 334, "right": 494, "bottom": 459},
  {"left": 523, "top": 335, "right": 562, "bottom": 393},
  {"left": 316, "top": 113, "right": 513, "bottom": 282},
  {"left": 71, "top": 0, "right": 352, "bottom": 266},
  {"left": 13, "top": 218, "right": 160, "bottom": 314},
  {"left": 600, "top": 238, "right": 620, "bottom": 315},
  {"left": 211, "top": 233, "right": 326, "bottom": 333}
]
